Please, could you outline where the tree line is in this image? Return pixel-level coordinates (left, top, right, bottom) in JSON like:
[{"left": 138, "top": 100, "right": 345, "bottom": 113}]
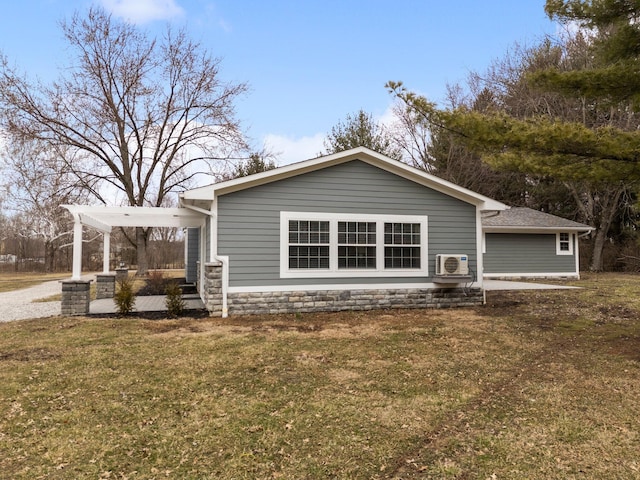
[{"left": 1, "top": 1, "right": 639, "bottom": 274}]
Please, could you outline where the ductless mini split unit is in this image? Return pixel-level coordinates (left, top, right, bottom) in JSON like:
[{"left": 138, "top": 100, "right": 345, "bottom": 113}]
[{"left": 435, "top": 254, "right": 469, "bottom": 276}]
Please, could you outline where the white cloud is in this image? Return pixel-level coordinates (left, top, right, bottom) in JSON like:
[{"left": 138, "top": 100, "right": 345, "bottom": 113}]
[
  {"left": 263, "top": 133, "right": 325, "bottom": 166},
  {"left": 376, "top": 103, "right": 397, "bottom": 130},
  {"left": 99, "top": 0, "right": 184, "bottom": 24},
  {"left": 261, "top": 103, "right": 399, "bottom": 167}
]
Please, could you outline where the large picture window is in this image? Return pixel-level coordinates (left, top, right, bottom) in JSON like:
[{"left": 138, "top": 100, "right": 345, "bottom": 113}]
[{"left": 280, "top": 212, "right": 428, "bottom": 278}]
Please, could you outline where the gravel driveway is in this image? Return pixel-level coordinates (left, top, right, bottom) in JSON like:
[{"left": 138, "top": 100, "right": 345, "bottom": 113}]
[{"left": 0, "top": 277, "right": 92, "bottom": 323}]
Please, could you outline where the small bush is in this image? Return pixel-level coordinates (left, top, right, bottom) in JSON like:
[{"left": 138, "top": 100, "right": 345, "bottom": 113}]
[
  {"left": 165, "top": 282, "right": 185, "bottom": 317},
  {"left": 114, "top": 277, "right": 136, "bottom": 315},
  {"left": 145, "top": 270, "right": 166, "bottom": 295}
]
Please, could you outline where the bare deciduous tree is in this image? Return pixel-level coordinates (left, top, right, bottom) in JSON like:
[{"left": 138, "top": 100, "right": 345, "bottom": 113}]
[
  {"left": 1, "top": 139, "right": 94, "bottom": 271},
  {"left": 0, "top": 7, "right": 248, "bottom": 274}
]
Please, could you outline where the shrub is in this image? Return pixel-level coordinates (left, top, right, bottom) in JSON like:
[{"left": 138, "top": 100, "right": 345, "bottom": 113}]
[
  {"left": 145, "top": 270, "right": 166, "bottom": 295},
  {"left": 114, "top": 277, "right": 136, "bottom": 315},
  {"left": 165, "top": 281, "right": 185, "bottom": 317}
]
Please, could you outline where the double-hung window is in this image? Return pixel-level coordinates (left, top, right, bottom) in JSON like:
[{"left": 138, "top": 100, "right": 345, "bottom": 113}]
[
  {"left": 281, "top": 212, "right": 428, "bottom": 278},
  {"left": 556, "top": 232, "right": 573, "bottom": 255},
  {"left": 384, "top": 222, "right": 421, "bottom": 269},
  {"left": 288, "top": 220, "right": 330, "bottom": 269},
  {"left": 338, "top": 221, "right": 377, "bottom": 269}
]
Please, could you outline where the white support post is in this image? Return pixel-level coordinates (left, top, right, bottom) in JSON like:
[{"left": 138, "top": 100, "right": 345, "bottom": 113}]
[
  {"left": 72, "top": 216, "right": 83, "bottom": 280},
  {"left": 103, "top": 231, "right": 111, "bottom": 273}
]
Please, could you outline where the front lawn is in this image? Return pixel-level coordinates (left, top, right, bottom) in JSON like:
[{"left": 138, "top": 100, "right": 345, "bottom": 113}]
[{"left": 1, "top": 273, "right": 639, "bottom": 479}]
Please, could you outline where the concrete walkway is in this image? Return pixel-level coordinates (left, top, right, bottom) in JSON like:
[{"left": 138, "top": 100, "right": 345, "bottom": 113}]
[{"left": 484, "top": 279, "right": 580, "bottom": 291}]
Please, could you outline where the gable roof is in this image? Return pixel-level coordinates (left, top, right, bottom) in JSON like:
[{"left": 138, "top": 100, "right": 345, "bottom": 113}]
[
  {"left": 482, "top": 207, "right": 593, "bottom": 233},
  {"left": 181, "top": 147, "right": 508, "bottom": 211}
]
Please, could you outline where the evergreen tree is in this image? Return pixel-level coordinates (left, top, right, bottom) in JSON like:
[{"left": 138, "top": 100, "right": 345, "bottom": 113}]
[
  {"left": 387, "top": 16, "right": 640, "bottom": 271},
  {"left": 231, "top": 152, "right": 277, "bottom": 178},
  {"left": 323, "top": 110, "right": 401, "bottom": 160}
]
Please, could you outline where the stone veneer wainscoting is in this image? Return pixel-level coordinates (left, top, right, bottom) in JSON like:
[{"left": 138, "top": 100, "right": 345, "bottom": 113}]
[
  {"left": 225, "top": 288, "right": 483, "bottom": 315},
  {"left": 202, "top": 261, "right": 482, "bottom": 316}
]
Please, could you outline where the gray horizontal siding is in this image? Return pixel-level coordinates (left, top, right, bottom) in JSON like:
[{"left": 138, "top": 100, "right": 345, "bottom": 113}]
[
  {"left": 484, "top": 233, "right": 576, "bottom": 274},
  {"left": 218, "top": 160, "right": 477, "bottom": 287},
  {"left": 185, "top": 227, "right": 200, "bottom": 283}
]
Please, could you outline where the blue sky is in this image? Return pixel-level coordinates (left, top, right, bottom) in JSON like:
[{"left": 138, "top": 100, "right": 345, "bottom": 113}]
[{"left": 0, "top": 0, "right": 558, "bottom": 164}]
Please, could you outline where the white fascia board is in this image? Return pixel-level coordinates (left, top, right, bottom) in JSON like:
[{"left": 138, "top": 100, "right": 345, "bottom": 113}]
[
  {"left": 483, "top": 226, "right": 594, "bottom": 234},
  {"left": 180, "top": 147, "right": 510, "bottom": 209}
]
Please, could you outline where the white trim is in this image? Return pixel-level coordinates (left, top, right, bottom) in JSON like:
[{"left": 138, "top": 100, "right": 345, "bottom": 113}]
[
  {"left": 228, "top": 281, "right": 482, "bottom": 294},
  {"left": 556, "top": 232, "right": 574, "bottom": 255},
  {"left": 280, "top": 211, "right": 429, "bottom": 278},
  {"left": 182, "top": 147, "right": 508, "bottom": 211},
  {"left": 483, "top": 272, "right": 579, "bottom": 279},
  {"left": 483, "top": 226, "right": 591, "bottom": 234},
  {"left": 575, "top": 236, "right": 581, "bottom": 279},
  {"left": 476, "top": 211, "right": 485, "bottom": 277}
]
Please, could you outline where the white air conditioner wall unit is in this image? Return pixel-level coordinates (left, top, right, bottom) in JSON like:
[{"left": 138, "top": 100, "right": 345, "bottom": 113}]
[{"left": 435, "top": 254, "right": 469, "bottom": 276}]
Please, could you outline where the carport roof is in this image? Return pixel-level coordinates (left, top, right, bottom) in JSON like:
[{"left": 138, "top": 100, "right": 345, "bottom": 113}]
[{"left": 63, "top": 205, "right": 205, "bottom": 233}]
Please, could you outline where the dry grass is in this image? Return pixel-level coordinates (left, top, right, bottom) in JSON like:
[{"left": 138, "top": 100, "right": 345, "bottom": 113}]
[
  {"left": 0, "top": 273, "right": 639, "bottom": 479},
  {"left": 0, "top": 272, "right": 71, "bottom": 293}
]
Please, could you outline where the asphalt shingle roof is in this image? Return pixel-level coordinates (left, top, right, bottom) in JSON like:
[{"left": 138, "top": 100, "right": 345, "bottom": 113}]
[{"left": 482, "top": 207, "right": 592, "bottom": 230}]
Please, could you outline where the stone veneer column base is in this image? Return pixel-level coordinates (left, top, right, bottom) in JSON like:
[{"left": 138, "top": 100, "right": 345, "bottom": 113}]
[
  {"left": 95, "top": 274, "right": 116, "bottom": 299},
  {"left": 61, "top": 280, "right": 92, "bottom": 316},
  {"left": 226, "top": 287, "right": 484, "bottom": 316},
  {"left": 115, "top": 268, "right": 129, "bottom": 283},
  {"left": 203, "top": 262, "right": 223, "bottom": 316}
]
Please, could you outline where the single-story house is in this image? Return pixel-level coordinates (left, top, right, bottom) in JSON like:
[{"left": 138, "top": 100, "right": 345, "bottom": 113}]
[
  {"left": 178, "top": 147, "right": 592, "bottom": 316},
  {"left": 63, "top": 147, "right": 592, "bottom": 317}
]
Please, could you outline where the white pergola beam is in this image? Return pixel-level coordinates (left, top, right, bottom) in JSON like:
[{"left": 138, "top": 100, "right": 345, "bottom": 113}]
[
  {"left": 72, "top": 216, "right": 83, "bottom": 280},
  {"left": 78, "top": 213, "right": 112, "bottom": 233},
  {"left": 62, "top": 205, "right": 206, "bottom": 277}
]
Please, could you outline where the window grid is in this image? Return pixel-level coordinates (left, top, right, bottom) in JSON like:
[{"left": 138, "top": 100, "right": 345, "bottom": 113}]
[
  {"left": 288, "top": 220, "right": 330, "bottom": 269},
  {"left": 384, "top": 223, "right": 421, "bottom": 269},
  {"left": 281, "top": 213, "right": 428, "bottom": 277},
  {"left": 338, "top": 221, "right": 376, "bottom": 269},
  {"left": 559, "top": 232, "right": 570, "bottom": 251}
]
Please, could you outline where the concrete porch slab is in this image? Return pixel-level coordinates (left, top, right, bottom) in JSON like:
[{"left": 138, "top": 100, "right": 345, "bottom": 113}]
[{"left": 90, "top": 293, "right": 205, "bottom": 315}]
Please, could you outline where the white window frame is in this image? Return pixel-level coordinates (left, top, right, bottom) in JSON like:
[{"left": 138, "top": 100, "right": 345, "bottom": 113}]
[
  {"left": 280, "top": 212, "right": 428, "bottom": 278},
  {"left": 556, "top": 232, "right": 573, "bottom": 255}
]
